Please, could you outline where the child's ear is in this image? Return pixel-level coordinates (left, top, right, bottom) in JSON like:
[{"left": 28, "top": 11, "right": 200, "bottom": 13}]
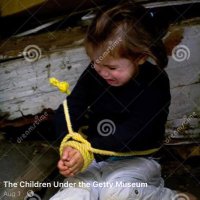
[{"left": 138, "top": 55, "right": 148, "bottom": 65}]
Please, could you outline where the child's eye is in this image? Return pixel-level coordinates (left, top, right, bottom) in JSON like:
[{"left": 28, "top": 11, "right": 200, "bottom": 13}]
[{"left": 109, "top": 67, "right": 116, "bottom": 70}]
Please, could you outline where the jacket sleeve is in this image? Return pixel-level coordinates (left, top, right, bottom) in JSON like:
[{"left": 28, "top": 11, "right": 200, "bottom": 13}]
[
  {"left": 90, "top": 74, "right": 171, "bottom": 151},
  {"left": 54, "top": 65, "right": 92, "bottom": 140}
]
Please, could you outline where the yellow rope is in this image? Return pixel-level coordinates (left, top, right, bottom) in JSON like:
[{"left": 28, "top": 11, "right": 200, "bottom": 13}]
[
  {"left": 49, "top": 77, "right": 71, "bottom": 95},
  {"left": 49, "top": 77, "right": 160, "bottom": 172}
]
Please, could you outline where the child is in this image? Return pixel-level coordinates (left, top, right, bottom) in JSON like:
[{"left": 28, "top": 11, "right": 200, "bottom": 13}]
[{"left": 51, "top": 2, "right": 196, "bottom": 200}]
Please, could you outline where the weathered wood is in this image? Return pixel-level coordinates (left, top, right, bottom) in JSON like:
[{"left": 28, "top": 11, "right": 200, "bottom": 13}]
[
  {"left": 145, "top": 0, "right": 200, "bottom": 8},
  {"left": 0, "top": 27, "right": 86, "bottom": 59},
  {"left": 0, "top": 19, "right": 200, "bottom": 142},
  {"left": 0, "top": 45, "right": 89, "bottom": 119}
]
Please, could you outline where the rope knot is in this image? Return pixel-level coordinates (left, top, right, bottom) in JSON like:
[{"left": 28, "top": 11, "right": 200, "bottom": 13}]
[
  {"left": 60, "top": 132, "right": 94, "bottom": 172},
  {"left": 49, "top": 77, "right": 70, "bottom": 95}
]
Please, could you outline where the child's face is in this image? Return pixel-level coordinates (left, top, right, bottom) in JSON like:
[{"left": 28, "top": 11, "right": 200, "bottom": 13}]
[{"left": 93, "top": 56, "right": 139, "bottom": 86}]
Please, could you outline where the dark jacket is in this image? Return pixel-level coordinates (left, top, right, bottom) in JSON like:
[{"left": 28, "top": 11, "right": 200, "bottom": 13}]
[{"left": 55, "top": 61, "right": 171, "bottom": 155}]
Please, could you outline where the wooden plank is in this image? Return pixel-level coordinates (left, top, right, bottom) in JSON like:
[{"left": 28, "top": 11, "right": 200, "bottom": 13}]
[{"left": 144, "top": 0, "right": 200, "bottom": 8}]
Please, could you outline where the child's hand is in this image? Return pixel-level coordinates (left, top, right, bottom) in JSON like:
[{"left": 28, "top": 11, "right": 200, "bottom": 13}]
[{"left": 57, "top": 146, "right": 84, "bottom": 177}]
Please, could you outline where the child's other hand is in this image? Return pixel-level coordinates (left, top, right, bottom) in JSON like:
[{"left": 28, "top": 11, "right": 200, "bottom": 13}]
[{"left": 57, "top": 146, "right": 84, "bottom": 177}]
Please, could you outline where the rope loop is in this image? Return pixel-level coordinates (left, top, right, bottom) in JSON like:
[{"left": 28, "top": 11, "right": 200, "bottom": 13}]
[
  {"left": 59, "top": 132, "right": 94, "bottom": 172},
  {"left": 49, "top": 77, "right": 160, "bottom": 172}
]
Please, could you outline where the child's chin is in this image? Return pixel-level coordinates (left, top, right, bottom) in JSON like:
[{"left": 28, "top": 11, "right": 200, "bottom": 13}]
[{"left": 108, "top": 82, "right": 122, "bottom": 87}]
